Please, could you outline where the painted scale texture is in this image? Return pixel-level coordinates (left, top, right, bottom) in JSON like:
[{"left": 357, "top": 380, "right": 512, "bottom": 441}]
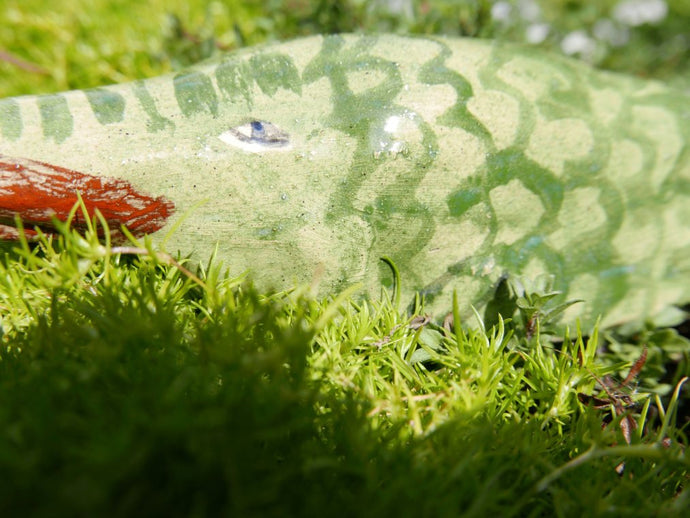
[{"left": 1, "top": 34, "right": 689, "bottom": 327}]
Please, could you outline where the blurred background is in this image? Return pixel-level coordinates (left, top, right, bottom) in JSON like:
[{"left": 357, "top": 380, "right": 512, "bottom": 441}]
[{"left": 1, "top": 0, "right": 688, "bottom": 97}]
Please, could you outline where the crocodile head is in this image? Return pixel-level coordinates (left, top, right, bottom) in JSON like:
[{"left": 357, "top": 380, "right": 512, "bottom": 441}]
[{"left": 1, "top": 34, "right": 690, "bottom": 327}]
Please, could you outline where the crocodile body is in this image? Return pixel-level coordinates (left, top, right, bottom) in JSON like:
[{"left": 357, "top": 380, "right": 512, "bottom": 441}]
[{"left": 1, "top": 34, "right": 689, "bottom": 327}]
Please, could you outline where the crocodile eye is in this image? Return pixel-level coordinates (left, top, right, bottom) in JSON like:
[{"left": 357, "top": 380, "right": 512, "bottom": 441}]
[
  {"left": 219, "top": 120, "right": 291, "bottom": 152},
  {"left": 250, "top": 120, "right": 265, "bottom": 136}
]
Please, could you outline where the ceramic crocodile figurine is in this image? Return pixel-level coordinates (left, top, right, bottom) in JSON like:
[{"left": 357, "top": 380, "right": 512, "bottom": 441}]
[{"left": 1, "top": 34, "right": 689, "bottom": 328}]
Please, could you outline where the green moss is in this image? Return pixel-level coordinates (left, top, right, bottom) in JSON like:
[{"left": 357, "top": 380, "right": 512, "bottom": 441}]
[{"left": 0, "top": 216, "right": 685, "bottom": 515}]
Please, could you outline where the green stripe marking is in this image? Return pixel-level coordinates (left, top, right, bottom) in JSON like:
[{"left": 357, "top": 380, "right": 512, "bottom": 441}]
[
  {"left": 85, "top": 88, "right": 125, "bottom": 125},
  {"left": 38, "top": 94, "right": 73, "bottom": 143},
  {"left": 0, "top": 98, "right": 22, "bottom": 141},
  {"left": 174, "top": 71, "right": 218, "bottom": 117},
  {"left": 216, "top": 58, "right": 253, "bottom": 106},
  {"left": 132, "top": 81, "right": 175, "bottom": 133},
  {"left": 249, "top": 53, "right": 301, "bottom": 97}
]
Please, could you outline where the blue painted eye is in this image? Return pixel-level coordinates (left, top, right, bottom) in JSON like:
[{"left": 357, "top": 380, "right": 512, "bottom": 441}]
[
  {"left": 221, "top": 120, "right": 291, "bottom": 150},
  {"left": 250, "top": 120, "right": 265, "bottom": 138}
]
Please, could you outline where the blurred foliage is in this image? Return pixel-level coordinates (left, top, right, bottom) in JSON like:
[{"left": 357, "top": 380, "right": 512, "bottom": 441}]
[{"left": 0, "top": 0, "right": 687, "bottom": 98}]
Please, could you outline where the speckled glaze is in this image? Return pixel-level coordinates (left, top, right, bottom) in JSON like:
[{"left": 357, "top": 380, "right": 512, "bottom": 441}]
[{"left": 1, "top": 34, "right": 689, "bottom": 327}]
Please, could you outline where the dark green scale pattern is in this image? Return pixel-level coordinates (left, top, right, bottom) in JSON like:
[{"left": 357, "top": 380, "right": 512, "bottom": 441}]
[
  {"left": 2, "top": 34, "right": 689, "bottom": 326},
  {"left": 302, "top": 35, "right": 439, "bottom": 288}
]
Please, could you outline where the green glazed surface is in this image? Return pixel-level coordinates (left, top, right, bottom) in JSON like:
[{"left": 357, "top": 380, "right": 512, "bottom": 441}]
[{"left": 1, "top": 34, "right": 689, "bottom": 327}]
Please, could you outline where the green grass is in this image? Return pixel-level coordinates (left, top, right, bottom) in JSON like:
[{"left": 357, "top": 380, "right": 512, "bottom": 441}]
[
  {"left": 1, "top": 1, "right": 690, "bottom": 515},
  {"left": 0, "top": 216, "right": 688, "bottom": 516}
]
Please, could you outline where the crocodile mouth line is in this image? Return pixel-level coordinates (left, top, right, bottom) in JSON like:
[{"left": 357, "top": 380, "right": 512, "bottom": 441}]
[{"left": 0, "top": 154, "right": 174, "bottom": 241}]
